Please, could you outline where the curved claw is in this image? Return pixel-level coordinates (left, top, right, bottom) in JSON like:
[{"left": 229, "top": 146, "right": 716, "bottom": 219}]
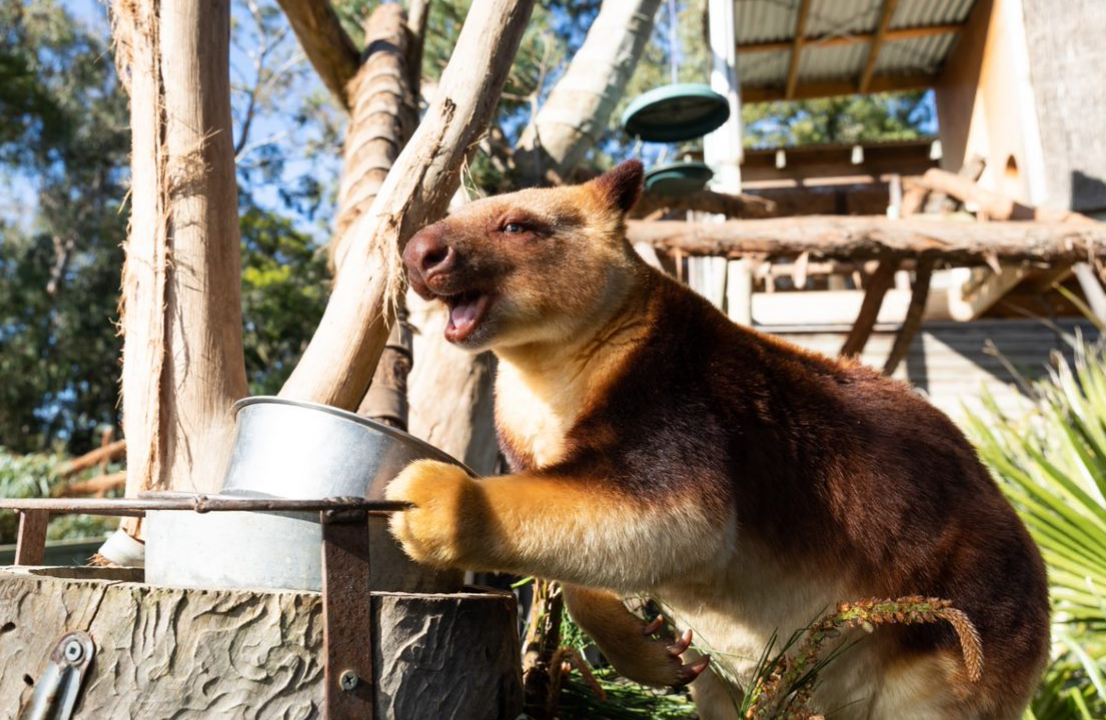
[
  {"left": 642, "top": 616, "right": 665, "bottom": 636},
  {"left": 668, "top": 628, "right": 693, "bottom": 656},
  {"left": 676, "top": 654, "right": 712, "bottom": 686}
]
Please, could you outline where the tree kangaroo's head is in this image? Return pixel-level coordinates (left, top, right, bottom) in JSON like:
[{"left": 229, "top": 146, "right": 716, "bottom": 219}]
[{"left": 403, "top": 160, "right": 646, "bottom": 352}]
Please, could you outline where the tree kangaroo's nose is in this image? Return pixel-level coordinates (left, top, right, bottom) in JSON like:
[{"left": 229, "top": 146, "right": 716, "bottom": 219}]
[{"left": 404, "top": 224, "right": 456, "bottom": 279}]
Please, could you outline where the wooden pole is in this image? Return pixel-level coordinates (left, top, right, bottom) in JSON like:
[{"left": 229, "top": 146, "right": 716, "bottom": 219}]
[
  {"left": 111, "top": 0, "right": 248, "bottom": 517},
  {"left": 840, "top": 259, "right": 900, "bottom": 358},
  {"left": 278, "top": 0, "right": 536, "bottom": 410},
  {"left": 883, "top": 258, "right": 935, "bottom": 375}
]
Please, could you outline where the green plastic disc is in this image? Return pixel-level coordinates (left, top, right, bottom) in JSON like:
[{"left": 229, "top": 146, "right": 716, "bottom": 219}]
[
  {"left": 622, "top": 83, "right": 730, "bottom": 143},
  {"left": 644, "top": 162, "right": 714, "bottom": 197}
]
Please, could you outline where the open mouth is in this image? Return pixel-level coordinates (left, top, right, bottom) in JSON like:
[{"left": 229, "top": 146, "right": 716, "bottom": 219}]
[{"left": 443, "top": 291, "right": 492, "bottom": 343}]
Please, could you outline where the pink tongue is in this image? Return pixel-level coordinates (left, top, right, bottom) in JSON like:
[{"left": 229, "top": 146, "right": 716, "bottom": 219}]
[{"left": 450, "top": 299, "right": 478, "bottom": 329}]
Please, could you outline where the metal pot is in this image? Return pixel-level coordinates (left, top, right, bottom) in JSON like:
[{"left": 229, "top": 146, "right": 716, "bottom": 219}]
[{"left": 145, "top": 397, "right": 468, "bottom": 593}]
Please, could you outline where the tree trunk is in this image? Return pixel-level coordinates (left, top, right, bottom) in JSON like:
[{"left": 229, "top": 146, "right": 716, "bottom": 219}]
[
  {"left": 513, "top": 0, "right": 663, "bottom": 184},
  {"left": 278, "top": 0, "right": 536, "bottom": 411},
  {"left": 331, "top": 3, "right": 420, "bottom": 429},
  {"left": 109, "top": 0, "right": 248, "bottom": 545},
  {"left": 332, "top": 2, "right": 419, "bottom": 272}
]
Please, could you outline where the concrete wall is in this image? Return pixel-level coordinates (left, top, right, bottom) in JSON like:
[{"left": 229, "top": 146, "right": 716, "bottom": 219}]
[
  {"left": 1021, "top": 0, "right": 1106, "bottom": 213},
  {"left": 935, "top": 0, "right": 1106, "bottom": 212}
]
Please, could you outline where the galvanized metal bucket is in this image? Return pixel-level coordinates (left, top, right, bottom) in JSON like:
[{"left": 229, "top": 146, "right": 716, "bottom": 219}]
[{"left": 145, "top": 397, "right": 468, "bottom": 593}]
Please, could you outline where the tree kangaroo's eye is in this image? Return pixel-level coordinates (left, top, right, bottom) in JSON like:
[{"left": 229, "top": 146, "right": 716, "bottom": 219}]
[{"left": 502, "top": 222, "right": 525, "bottom": 234}]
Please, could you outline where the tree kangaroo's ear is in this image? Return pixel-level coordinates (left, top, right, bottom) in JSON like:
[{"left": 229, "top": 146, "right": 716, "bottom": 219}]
[{"left": 588, "top": 159, "right": 645, "bottom": 215}]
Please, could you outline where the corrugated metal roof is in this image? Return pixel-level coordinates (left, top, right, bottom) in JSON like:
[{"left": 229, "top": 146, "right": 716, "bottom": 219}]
[
  {"left": 890, "top": 0, "right": 975, "bottom": 30},
  {"left": 734, "top": 0, "right": 796, "bottom": 44},
  {"left": 874, "top": 33, "right": 957, "bottom": 76},
  {"left": 737, "top": 49, "right": 792, "bottom": 87},
  {"left": 804, "top": 0, "right": 882, "bottom": 38},
  {"left": 732, "top": 0, "right": 980, "bottom": 98},
  {"left": 799, "top": 42, "right": 869, "bottom": 83}
]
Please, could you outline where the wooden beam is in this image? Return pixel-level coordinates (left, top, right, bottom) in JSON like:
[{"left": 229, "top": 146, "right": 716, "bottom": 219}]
[
  {"left": 841, "top": 259, "right": 900, "bottom": 357},
  {"left": 917, "top": 168, "right": 1087, "bottom": 223},
  {"left": 883, "top": 258, "right": 934, "bottom": 375},
  {"left": 630, "top": 188, "right": 778, "bottom": 219},
  {"left": 624, "top": 216, "right": 1106, "bottom": 266},
  {"left": 61, "top": 471, "right": 128, "bottom": 498},
  {"left": 744, "top": 74, "right": 934, "bottom": 102},
  {"left": 738, "top": 23, "right": 963, "bottom": 55},
  {"left": 785, "top": 0, "right": 814, "bottom": 100},
  {"left": 58, "top": 439, "right": 126, "bottom": 477},
  {"left": 860, "top": 0, "right": 900, "bottom": 93}
]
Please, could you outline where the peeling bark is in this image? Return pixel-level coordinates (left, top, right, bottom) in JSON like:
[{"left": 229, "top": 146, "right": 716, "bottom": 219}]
[{"left": 110, "top": 0, "right": 248, "bottom": 540}]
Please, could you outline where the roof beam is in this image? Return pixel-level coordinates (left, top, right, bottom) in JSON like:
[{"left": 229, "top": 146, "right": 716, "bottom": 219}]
[
  {"left": 743, "top": 74, "right": 934, "bottom": 103},
  {"left": 860, "top": 0, "right": 901, "bottom": 93},
  {"left": 737, "top": 23, "right": 963, "bottom": 55},
  {"left": 785, "top": 0, "right": 814, "bottom": 100}
]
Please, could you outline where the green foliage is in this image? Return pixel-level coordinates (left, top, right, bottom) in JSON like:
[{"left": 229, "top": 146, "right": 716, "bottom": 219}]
[
  {"left": 742, "top": 92, "right": 934, "bottom": 149},
  {"left": 964, "top": 342, "right": 1106, "bottom": 719},
  {"left": 0, "top": 447, "right": 117, "bottom": 543},
  {"left": 0, "top": 0, "right": 128, "bottom": 454},
  {"left": 240, "top": 205, "right": 330, "bottom": 395}
]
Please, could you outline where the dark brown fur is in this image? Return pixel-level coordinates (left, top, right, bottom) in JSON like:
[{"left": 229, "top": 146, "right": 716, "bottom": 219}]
[{"left": 388, "top": 161, "right": 1050, "bottom": 720}]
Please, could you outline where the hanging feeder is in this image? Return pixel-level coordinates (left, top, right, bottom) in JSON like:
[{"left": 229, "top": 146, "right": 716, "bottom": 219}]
[
  {"left": 644, "top": 161, "right": 714, "bottom": 197},
  {"left": 621, "top": 83, "right": 730, "bottom": 144}
]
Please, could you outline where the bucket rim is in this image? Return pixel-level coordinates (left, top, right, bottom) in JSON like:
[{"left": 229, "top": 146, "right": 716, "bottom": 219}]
[{"left": 233, "top": 396, "right": 476, "bottom": 476}]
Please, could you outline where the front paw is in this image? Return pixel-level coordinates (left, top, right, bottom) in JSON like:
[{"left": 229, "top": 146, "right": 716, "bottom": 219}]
[{"left": 385, "top": 460, "right": 478, "bottom": 568}]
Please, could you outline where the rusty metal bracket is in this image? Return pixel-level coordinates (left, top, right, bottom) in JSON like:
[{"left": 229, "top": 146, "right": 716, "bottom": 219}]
[
  {"left": 18, "top": 631, "right": 95, "bottom": 720},
  {"left": 321, "top": 508, "right": 374, "bottom": 720}
]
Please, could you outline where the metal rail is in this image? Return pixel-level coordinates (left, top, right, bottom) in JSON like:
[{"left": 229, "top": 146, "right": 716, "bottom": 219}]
[{"left": 0, "top": 495, "right": 411, "bottom": 517}]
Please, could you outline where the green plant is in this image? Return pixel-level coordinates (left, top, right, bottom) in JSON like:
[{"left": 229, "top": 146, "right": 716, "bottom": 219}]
[
  {"left": 964, "top": 341, "right": 1106, "bottom": 719},
  {"left": 0, "top": 447, "right": 117, "bottom": 543}
]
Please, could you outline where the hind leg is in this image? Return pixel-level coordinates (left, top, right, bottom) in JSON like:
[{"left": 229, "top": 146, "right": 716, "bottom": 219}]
[
  {"left": 688, "top": 657, "right": 743, "bottom": 720},
  {"left": 868, "top": 651, "right": 982, "bottom": 720}
]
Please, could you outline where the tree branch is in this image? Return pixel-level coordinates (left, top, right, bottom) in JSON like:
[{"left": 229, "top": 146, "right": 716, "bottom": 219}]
[
  {"left": 279, "top": 0, "right": 536, "bottom": 409},
  {"left": 274, "top": 0, "right": 360, "bottom": 111},
  {"left": 513, "top": 0, "right": 663, "bottom": 184}
]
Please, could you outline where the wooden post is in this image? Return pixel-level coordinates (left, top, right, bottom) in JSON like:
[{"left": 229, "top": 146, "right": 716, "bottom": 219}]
[
  {"left": 884, "top": 259, "right": 935, "bottom": 375},
  {"left": 841, "top": 259, "right": 900, "bottom": 358},
  {"left": 726, "top": 259, "right": 754, "bottom": 325},
  {"left": 111, "top": 0, "right": 248, "bottom": 511},
  {"left": 14, "top": 511, "right": 48, "bottom": 566}
]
